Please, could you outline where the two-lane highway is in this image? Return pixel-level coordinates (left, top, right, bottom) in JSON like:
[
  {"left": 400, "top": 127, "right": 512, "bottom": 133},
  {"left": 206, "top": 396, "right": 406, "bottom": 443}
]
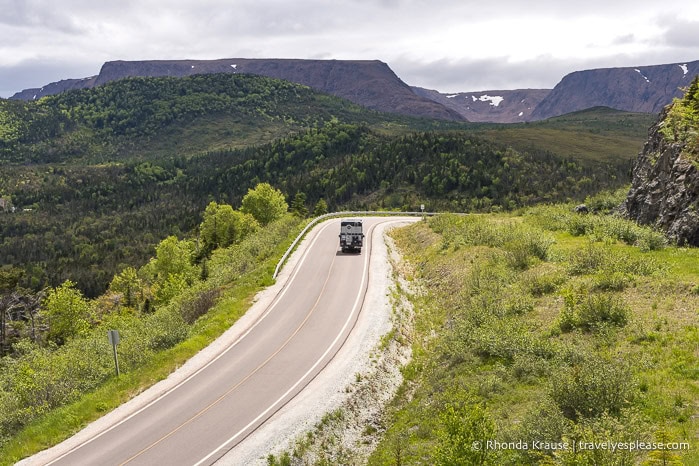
[{"left": 33, "top": 217, "right": 404, "bottom": 465}]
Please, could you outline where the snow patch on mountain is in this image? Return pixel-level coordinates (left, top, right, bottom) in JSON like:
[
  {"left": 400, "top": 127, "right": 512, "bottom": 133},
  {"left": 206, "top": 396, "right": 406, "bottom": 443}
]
[
  {"left": 471, "top": 94, "right": 504, "bottom": 107},
  {"left": 635, "top": 69, "right": 651, "bottom": 83}
]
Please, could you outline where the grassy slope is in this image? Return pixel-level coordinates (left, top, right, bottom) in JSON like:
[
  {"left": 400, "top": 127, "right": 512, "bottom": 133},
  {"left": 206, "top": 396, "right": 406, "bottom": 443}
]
[
  {"left": 474, "top": 108, "right": 656, "bottom": 164},
  {"left": 0, "top": 215, "right": 306, "bottom": 464},
  {"left": 369, "top": 204, "right": 697, "bottom": 465}
]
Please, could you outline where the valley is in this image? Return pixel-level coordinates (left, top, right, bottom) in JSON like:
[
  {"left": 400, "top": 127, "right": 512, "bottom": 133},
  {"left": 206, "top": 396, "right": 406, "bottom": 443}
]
[{"left": 0, "top": 69, "right": 697, "bottom": 465}]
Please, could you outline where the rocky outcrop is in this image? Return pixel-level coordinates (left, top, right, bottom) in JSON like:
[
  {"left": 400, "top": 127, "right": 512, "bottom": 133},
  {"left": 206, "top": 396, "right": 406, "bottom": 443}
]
[
  {"left": 531, "top": 61, "right": 699, "bottom": 120},
  {"left": 412, "top": 87, "right": 551, "bottom": 123},
  {"left": 11, "top": 59, "right": 464, "bottom": 122},
  {"left": 622, "top": 107, "right": 699, "bottom": 245},
  {"left": 11, "top": 76, "right": 98, "bottom": 101}
]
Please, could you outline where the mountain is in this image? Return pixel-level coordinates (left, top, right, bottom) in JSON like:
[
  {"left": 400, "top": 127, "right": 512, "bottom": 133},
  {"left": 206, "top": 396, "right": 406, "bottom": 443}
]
[
  {"left": 10, "top": 59, "right": 464, "bottom": 122},
  {"left": 530, "top": 60, "right": 699, "bottom": 120},
  {"left": 412, "top": 87, "right": 551, "bottom": 123},
  {"left": 12, "top": 58, "right": 699, "bottom": 124},
  {"left": 622, "top": 76, "right": 699, "bottom": 246}
]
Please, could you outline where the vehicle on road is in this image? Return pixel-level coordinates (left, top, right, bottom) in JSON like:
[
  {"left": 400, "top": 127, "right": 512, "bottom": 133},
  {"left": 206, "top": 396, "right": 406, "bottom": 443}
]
[{"left": 339, "top": 219, "right": 364, "bottom": 253}]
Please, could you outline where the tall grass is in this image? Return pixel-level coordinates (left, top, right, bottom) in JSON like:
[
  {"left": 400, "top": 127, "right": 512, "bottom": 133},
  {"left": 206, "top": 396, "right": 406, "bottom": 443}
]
[{"left": 369, "top": 210, "right": 696, "bottom": 465}]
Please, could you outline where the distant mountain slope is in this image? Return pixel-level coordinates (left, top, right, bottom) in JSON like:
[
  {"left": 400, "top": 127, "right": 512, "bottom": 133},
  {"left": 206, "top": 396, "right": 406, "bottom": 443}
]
[
  {"left": 530, "top": 60, "right": 699, "bottom": 120},
  {"left": 412, "top": 87, "right": 551, "bottom": 123},
  {"left": 11, "top": 59, "right": 464, "bottom": 122}
]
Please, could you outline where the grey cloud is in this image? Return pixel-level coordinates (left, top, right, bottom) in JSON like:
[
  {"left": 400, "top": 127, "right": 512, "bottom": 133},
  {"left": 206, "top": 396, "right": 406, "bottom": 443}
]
[
  {"left": 391, "top": 56, "right": 576, "bottom": 92},
  {"left": 0, "top": 59, "right": 98, "bottom": 98},
  {"left": 660, "top": 17, "right": 699, "bottom": 48}
]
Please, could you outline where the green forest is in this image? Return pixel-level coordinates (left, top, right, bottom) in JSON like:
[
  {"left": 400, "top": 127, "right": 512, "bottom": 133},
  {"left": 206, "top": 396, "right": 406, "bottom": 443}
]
[
  {"left": 0, "top": 72, "right": 679, "bottom": 463},
  {"left": 0, "top": 73, "right": 652, "bottom": 298}
]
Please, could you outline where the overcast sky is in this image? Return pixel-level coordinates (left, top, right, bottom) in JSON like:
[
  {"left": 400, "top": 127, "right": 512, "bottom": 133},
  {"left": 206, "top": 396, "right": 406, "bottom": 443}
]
[{"left": 2, "top": 0, "right": 699, "bottom": 98}]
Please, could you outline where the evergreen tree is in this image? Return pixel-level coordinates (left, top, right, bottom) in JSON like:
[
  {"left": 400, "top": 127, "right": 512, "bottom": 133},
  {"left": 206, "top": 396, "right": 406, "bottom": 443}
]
[
  {"left": 290, "top": 192, "right": 308, "bottom": 217},
  {"left": 313, "top": 198, "right": 329, "bottom": 217}
]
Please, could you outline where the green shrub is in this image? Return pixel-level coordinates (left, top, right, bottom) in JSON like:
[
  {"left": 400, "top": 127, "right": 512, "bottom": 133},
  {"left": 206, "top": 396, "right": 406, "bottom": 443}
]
[
  {"left": 433, "top": 397, "right": 496, "bottom": 466},
  {"left": 635, "top": 228, "right": 667, "bottom": 251},
  {"left": 522, "top": 265, "right": 567, "bottom": 296},
  {"left": 567, "top": 242, "right": 608, "bottom": 275},
  {"left": 592, "top": 271, "right": 633, "bottom": 291},
  {"left": 584, "top": 188, "right": 629, "bottom": 212},
  {"left": 515, "top": 398, "right": 571, "bottom": 460},
  {"left": 550, "top": 356, "right": 635, "bottom": 420},
  {"left": 558, "top": 289, "right": 630, "bottom": 332}
]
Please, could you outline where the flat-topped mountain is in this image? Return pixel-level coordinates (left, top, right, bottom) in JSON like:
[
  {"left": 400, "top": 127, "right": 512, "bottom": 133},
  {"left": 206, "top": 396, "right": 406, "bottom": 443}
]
[
  {"left": 530, "top": 60, "right": 699, "bottom": 120},
  {"left": 11, "top": 58, "right": 699, "bottom": 123},
  {"left": 11, "top": 59, "right": 464, "bottom": 121}
]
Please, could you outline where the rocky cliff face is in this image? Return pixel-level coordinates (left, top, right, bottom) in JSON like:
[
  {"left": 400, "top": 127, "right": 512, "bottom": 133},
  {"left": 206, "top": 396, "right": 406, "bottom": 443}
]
[
  {"left": 12, "top": 59, "right": 463, "bottom": 121},
  {"left": 622, "top": 107, "right": 699, "bottom": 246},
  {"left": 412, "top": 87, "right": 551, "bottom": 123},
  {"left": 531, "top": 61, "right": 699, "bottom": 120}
]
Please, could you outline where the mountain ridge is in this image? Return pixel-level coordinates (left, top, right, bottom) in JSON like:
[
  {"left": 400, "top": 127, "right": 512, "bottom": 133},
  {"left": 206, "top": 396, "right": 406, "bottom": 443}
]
[
  {"left": 11, "top": 58, "right": 464, "bottom": 122},
  {"left": 9, "top": 58, "right": 699, "bottom": 123}
]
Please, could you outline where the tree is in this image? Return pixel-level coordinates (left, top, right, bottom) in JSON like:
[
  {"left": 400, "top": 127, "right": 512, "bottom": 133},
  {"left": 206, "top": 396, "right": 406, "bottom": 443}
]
[
  {"left": 108, "top": 267, "right": 142, "bottom": 308},
  {"left": 152, "top": 236, "right": 197, "bottom": 282},
  {"left": 44, "top": 280, "right": 93, "bottom": 345},
  {"left": 290, "top": 192, "right": 308, "bottom": 217},
  {"left": 240, "top": 183, "right": 288, "bottom": 225},
  {"left": 313, "top": 198, "right": 328, "bottom": 217},
  {"left": 200, "top": 201, "right": 259, "bottom": 253}
]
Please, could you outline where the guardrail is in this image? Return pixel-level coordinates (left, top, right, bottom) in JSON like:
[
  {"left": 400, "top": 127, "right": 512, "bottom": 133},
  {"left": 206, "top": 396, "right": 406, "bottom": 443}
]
[{"left": 272, "top": 211, "right": 437, "bottom": 279}]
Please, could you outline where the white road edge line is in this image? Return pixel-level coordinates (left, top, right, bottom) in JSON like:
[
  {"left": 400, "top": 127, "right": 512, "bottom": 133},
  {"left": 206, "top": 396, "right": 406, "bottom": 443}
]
[
  {"left": 192, "top": 219, "right": 381, "bottom": 466},
  {"left": 43, "top": 220, "right": 336, "bottom": 466}
]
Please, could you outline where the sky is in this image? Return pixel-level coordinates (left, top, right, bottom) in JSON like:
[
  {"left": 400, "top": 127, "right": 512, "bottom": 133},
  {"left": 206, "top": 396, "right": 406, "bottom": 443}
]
[{"left": 2, "top": 0, "right": 699, "bottom": 98}]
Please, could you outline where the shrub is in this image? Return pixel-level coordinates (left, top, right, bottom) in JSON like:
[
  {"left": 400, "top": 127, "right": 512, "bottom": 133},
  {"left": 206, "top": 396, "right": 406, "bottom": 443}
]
[
  {"left": 433, "top": 397, "right": 496, "bottom": 466},
  {"left": 516, "top": 398, "right": 571, "bottom": 460},
  {"left": 550, "top": 356, "right": 635, "bottom": 420},
  {"left": 558, "top": 289, "right": 630, "bottom": 332},
  {"left": 567, "top": 242, "right": 608, "bottom": 275},
  {"left": 584, "top": 188, "right": 629, "bottom": 212},
  {"left": 635, "top": 228, "right": 667, "bottom": 251},
  {"left": 522, "top": 265, "right": 566, "bottom": 296},
  {"left": 592, "top": 271, "right": 633, "bottom": 291},
  {"left": 180, "top": 288, "right": 221, "bottom": 324}
]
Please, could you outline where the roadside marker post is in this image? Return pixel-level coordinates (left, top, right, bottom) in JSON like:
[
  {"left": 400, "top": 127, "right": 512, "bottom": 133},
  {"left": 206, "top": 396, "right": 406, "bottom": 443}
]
[{"left": 108, "top": 329, "right": 121, "bottom": 376}]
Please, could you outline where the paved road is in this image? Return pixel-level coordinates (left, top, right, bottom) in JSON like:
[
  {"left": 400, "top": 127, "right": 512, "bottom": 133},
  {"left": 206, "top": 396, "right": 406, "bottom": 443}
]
[{"left": 41, "top": 217, "right": 399, "bottom": 465}]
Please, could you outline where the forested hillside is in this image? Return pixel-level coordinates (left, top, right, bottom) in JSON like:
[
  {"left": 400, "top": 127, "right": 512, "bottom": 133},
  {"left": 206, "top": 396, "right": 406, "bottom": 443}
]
[
  {"left": 1, "top": 73, "right": 650, "bottom": 299},
  {"left": 0, "top": 71, "right": 674, "bottom": 463}
]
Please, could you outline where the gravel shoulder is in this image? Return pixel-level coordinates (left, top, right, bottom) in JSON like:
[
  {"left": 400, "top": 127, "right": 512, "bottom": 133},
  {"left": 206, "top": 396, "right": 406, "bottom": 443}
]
[
  {"left": 20, "top": 217, "right": 416, "bottom": 466},
  {"left": 225, "top": 218, "right": 416, "bottom": 465}
]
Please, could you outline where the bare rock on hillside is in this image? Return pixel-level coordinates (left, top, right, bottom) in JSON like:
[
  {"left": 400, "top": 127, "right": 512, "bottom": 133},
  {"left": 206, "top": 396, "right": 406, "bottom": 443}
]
[{"left": 622, "top": 108, "right": 699, "bottom": 245}]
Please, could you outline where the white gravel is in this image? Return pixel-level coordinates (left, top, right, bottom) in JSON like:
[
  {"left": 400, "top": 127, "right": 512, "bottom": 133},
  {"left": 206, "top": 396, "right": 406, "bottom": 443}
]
[
  {"left": 220, "top": 218, "right": 416, "bottom": 465},
  {"left": 18, "top": 217, "right": 416, "bottom": 466}
]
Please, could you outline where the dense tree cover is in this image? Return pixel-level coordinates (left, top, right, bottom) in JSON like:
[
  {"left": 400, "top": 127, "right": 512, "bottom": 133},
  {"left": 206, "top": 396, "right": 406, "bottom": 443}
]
[
  {"left": 0, "top": 73, "right": 376, "bottom": 164},
  {"left": 0, "top": 72, "right": 645, "bottom": 299},
  {"left": 0, "top": 120, "right": 631, "bottom": 298},
  {"left": 0, "top": 199, "right": 301, "bottom": 453}
]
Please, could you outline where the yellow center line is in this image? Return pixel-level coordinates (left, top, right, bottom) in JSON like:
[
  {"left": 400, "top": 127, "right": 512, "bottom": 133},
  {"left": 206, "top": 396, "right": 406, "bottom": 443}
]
[{"left": 120, "top": 243, "right": 339, "bottom": 465}]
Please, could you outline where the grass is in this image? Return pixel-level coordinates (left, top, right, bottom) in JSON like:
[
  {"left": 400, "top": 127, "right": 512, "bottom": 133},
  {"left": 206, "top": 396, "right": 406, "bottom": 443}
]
[
  {"left": 0, "top": 216, "right": 304, "bottom": 465},
  {"left": 473, "top": 108, "right": 655, "bottom": 165},
  {"left": 369, "top": 206, "right": 697, "bottom": 465}
]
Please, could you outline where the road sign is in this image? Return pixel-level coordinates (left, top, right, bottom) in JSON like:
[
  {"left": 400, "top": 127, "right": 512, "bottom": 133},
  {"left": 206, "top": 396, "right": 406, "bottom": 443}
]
[
  {"left": 108, "top": 329, "right": 120, "bottom": 345},
  {"left": 108, "top": 330, "right": 121, "bottom": 376}
]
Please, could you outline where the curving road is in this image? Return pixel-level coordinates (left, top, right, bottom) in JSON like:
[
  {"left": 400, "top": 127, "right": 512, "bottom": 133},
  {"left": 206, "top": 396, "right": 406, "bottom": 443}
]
[{"left": 31, "top": 217, "right": 410, "bottom": 466}]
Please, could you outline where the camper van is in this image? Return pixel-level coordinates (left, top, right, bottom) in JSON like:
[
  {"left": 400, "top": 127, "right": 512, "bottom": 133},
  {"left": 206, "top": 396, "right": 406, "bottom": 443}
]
[{"left": 339, "top": 219, "right": 364, "bottom": 253}]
